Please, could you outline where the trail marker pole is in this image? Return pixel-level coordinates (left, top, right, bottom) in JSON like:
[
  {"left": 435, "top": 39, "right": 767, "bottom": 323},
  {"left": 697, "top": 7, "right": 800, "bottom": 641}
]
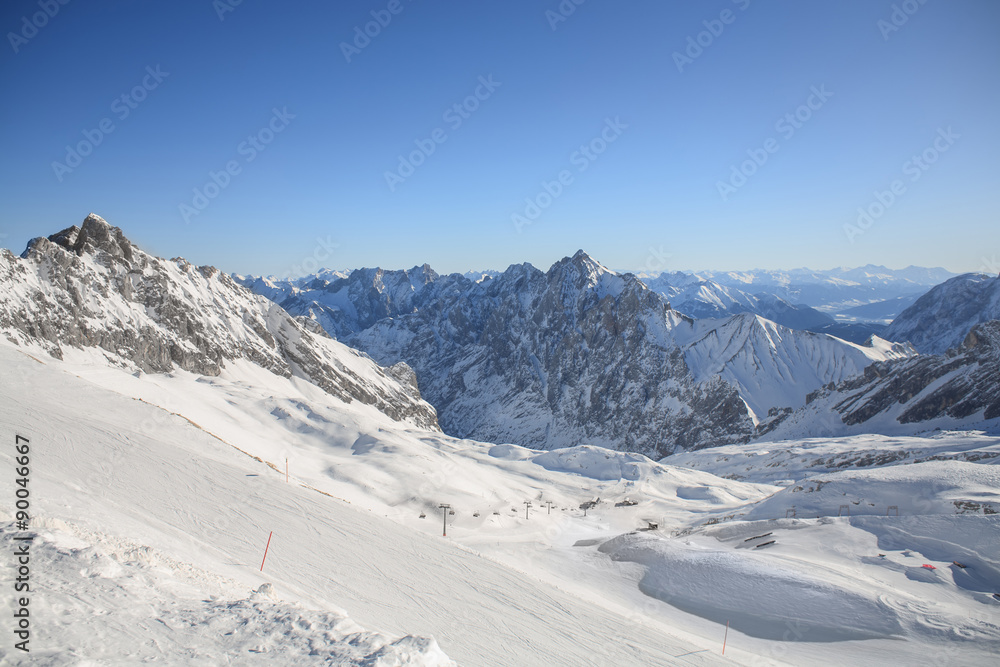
[
  {"left": 722, "top": 619, "right": 729, "bottom": 655},
  {"left": 285, "top": 458, "right": 289, "bottom": 483},
  {"left": 260, "top": 531, "right": 273, "bottom": 571},
  {"left": 439, "top": 503, "right": 451, "bottom": 537}
]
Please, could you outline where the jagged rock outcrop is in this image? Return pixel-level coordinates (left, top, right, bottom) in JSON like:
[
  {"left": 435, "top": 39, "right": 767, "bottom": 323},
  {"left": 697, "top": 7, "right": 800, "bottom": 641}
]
[
  {"left": 346, "top": 251, "right": 757, "bottom": 456},
  {"left": 236, "top": 265, "right": 465, "bottom": 340},
  {"left": 0, "top": 214, "right": 438, "bottom": 429}
]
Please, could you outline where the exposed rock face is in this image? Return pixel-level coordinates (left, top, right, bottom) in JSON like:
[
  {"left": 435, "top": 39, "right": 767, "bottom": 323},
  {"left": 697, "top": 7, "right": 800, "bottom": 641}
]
[
  {"left": 0, "top": 214, "right": 438, "bottom": 429},
  {"left": 882, "top": 273, "right": 1000, "bottom": 354},
  {"left": 239, "top": 250, "right": 918, "bottom": 456},
  {"left": 347, "top": 251, "right": 757, "bottom": 456},
  {"left": 236, "top": 265, "right": 465, "bottom": 340},
  {"left": 768, "top": 321, "right": 1000, "bottom": 437}
]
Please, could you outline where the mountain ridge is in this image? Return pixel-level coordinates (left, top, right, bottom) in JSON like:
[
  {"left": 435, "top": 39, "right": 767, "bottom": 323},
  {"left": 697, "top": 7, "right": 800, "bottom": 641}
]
[{"left": 0, "top": 213, "right": 439, "bottom": 430}]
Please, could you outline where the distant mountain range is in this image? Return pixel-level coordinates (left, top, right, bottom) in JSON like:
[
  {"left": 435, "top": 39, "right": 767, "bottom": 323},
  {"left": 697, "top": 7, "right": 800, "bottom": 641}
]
[
  {"left": 3, "top": 214, "right": 996, "bottom": 460},
  {"left": 244, "top": 263, "right": 956, "bottom": 346},
  {"left": 636, "top": 265, "right": 957, "bottom": 342},
  {"left": 237, "top": 251, "right": 918, "bottom": 455}
]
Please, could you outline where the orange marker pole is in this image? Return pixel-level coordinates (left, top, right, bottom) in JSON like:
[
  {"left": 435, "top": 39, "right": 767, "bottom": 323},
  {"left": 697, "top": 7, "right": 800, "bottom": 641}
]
[
  {"left": 285, "top": 458, "right": 288, "bottom": 483},
  {"left": 722, "top": 620, "right": 729, "bottom": 655},
  {"left": 260, "top": 531, "right": 273, "bottom": 571}
]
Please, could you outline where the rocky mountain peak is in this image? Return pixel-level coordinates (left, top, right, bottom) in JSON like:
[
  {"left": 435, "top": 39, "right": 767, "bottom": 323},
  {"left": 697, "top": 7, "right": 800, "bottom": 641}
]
[
  {"left": 50, "top": 213, "right": 135, "bottom": 265},
  {"left": 1, "top": 214, "right": 440, "bottom": 430},
  {"left": 407, "top": 263, "right": 439, "bottom": 286},
  {"left": 544, "top": 250, "right": 614, "bottom": 294},
  {"left": 570, "top": 249, "right": 609, "bottom": 274}
]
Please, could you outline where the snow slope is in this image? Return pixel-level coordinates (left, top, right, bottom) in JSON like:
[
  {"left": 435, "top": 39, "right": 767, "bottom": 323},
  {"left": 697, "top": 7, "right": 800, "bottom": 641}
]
[
  {"left": 760, "top": 321, "right": 1000, "bottom": 441},
  {"left": 0, "top": 344, "right": 740, "bottom": 666},
  {"left": 601, "top": 515, "right": 999, "bottom": 648},
  {"left": 883, "top": 273, "right": 1000, "bottom": 353},
  {"left": 675, "top": 313, "right": 913, "bottom": 419},
  {"left": 3, "top": 339, "right": 998, "bottom": 665},
  {"left": 0, "top": 522, "right": 453, "bottom": 666}
]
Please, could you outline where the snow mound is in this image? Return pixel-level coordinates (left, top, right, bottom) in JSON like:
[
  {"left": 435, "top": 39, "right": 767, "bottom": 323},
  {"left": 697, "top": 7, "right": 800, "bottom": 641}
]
[
  {"left": 599, "top": 531, "right": 904, "bottom": 641},
  {"left": 530, "top": 445, "right": 652, "bottom": 481}
]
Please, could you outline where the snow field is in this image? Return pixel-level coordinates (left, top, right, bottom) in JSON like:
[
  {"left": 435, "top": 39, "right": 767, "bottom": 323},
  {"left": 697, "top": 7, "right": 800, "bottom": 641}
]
[
  {"left": 3, "top": 339, "right": 999, "bottom": 665},
  {"left": 0, "top": 344, "right": 728, "bottom": 665}
]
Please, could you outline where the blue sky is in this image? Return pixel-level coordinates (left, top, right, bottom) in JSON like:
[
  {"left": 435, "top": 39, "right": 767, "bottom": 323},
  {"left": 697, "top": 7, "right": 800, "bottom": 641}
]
[{"left": 2, "top": 0, "right": 998, "bottom": 277}]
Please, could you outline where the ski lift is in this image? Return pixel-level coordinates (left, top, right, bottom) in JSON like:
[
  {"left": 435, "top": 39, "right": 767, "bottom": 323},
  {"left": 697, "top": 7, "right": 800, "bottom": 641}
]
[{"left": 449, "top": 510, "right": 455, "bottom": 515}]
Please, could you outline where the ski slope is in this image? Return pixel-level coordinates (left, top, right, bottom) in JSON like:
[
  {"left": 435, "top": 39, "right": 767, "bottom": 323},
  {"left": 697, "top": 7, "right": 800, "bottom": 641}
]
[
  {"left": 0, "top": 344, "right": 729, "bottom": 666},
  {"left": 2, "top": 339, "right": 999, "bottom": 665}
]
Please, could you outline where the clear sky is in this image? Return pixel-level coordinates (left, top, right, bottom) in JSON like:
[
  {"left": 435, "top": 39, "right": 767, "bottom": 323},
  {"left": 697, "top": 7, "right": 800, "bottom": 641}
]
[{"left": 2, "top": 0, "right": 998, "bottom": 277}]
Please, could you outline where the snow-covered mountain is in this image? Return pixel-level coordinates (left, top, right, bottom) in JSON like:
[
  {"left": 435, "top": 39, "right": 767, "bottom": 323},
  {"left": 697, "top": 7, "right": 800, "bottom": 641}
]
[
  {"left": 235, "top": 265, "right": 467, "bottom": 341},
  {"left": 3, "top": 216, "right": 998, "bottom": 665},
  {"left": 0, "top": 214, "right": 438, "bottom": 429},
  {"left": 762, "top": 321, "right": 1000, "bottom": 440},
  {"left": 882, "top": 273, "right": 1000, "bottom": 354},
  {"left": 243, "top": 250, "right": 913, "bottom": 456},
  {"left": 347, "top": 251, "right": 756, "bottom": 455},
  {"left": 676, "top": 313, "right": 913, "bottom": 421}
]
